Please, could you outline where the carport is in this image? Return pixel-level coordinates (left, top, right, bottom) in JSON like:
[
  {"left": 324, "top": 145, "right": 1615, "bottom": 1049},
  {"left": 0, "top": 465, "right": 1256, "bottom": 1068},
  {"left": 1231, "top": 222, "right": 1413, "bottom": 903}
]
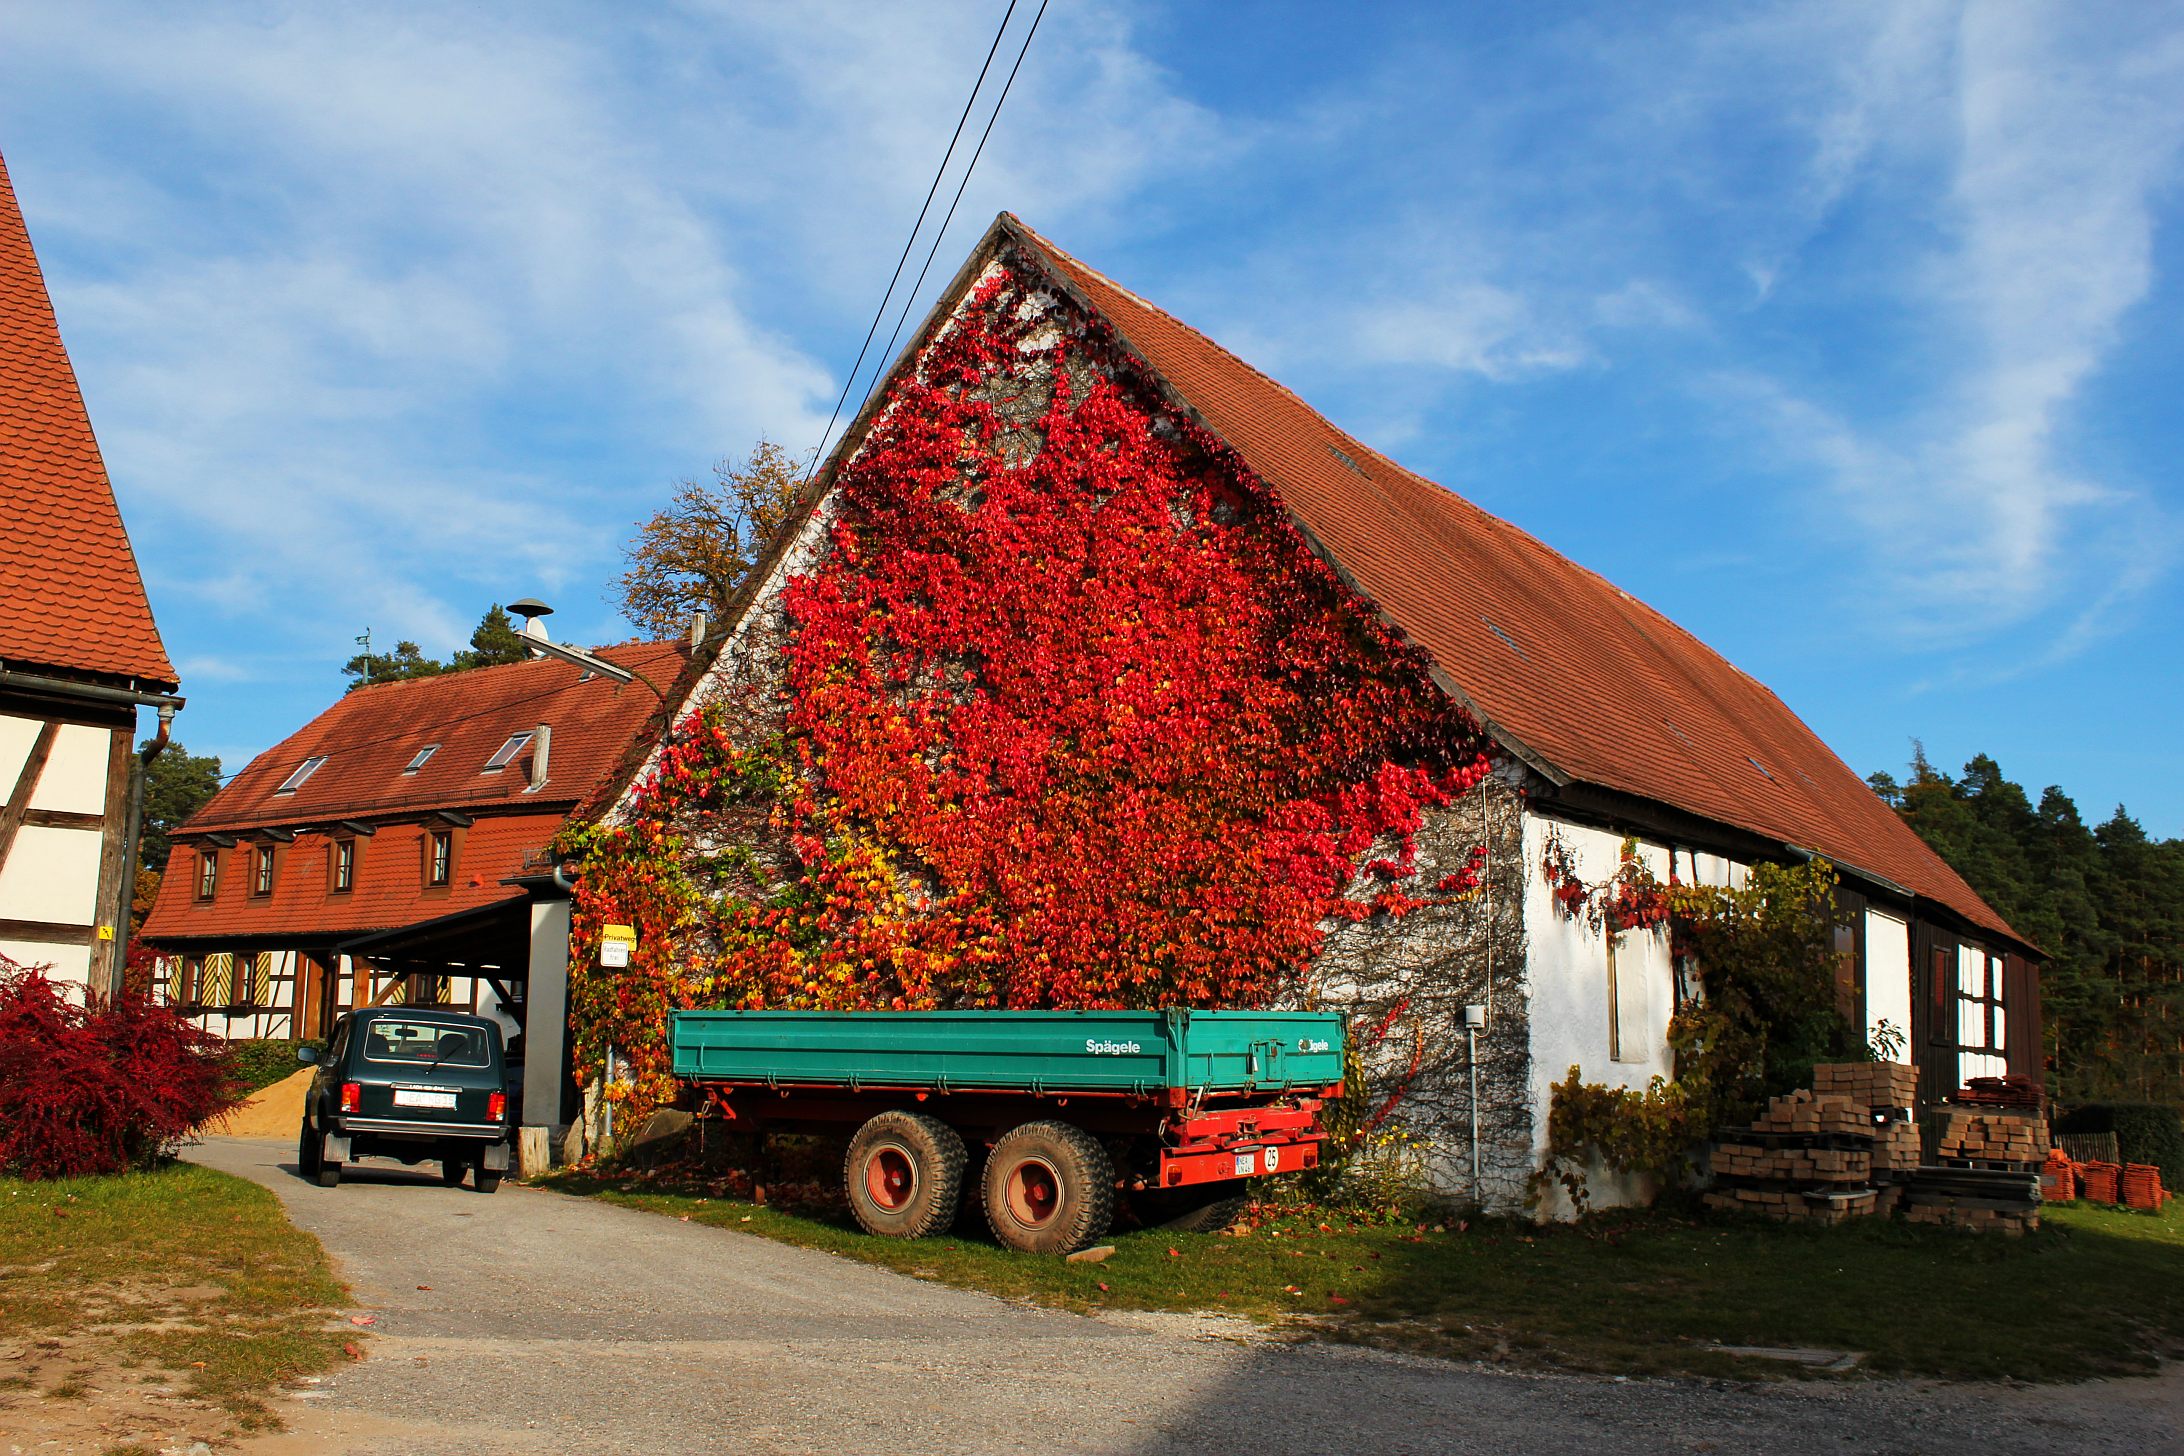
[{"left": 336, "top": 873, "right": 573, "bottom": 1134}]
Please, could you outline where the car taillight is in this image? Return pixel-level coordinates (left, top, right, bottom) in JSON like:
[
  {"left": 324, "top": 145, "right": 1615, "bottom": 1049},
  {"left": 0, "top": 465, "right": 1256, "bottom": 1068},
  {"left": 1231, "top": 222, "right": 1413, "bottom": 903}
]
[
  {"left": 488, "top": 1091, "right": 507, "bottom": 1122},
  {"left": 339, "top": 1082, "right": 361, "bottom": 1113}
]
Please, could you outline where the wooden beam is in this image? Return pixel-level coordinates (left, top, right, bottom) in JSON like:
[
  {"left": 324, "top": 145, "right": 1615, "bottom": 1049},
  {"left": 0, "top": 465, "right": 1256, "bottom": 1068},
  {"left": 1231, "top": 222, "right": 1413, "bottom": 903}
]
[
  {"left": 0, "top": 917, "right": 97, "bottom": 946},
  {"left": 88, "top": 725, "right": 132, "bottom": 996},
  {"left": 0, "top": 721, "right": 59, "bottom": 870},
  {"left": 22, "top": 808, "right": 104, "bottom": 830}
]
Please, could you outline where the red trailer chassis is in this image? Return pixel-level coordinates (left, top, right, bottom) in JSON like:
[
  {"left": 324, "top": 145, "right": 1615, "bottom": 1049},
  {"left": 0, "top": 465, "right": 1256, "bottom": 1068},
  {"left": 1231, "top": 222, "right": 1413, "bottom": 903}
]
[{"left": 689, "top": 1078, "right": 1339, "bottom": 1193}]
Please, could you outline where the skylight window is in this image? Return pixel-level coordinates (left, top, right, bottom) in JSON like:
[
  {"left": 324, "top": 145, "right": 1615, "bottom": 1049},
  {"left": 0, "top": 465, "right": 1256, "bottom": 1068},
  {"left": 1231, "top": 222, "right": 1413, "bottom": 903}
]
[
  {"left": 404, "top": 744, "right": 440, "bottom": 774},
  {"left": 274, "top": 756, "right": 327, "bottom": 794},
  {"left": 482, "top": 732, "right": 533, "bottom": 772}
]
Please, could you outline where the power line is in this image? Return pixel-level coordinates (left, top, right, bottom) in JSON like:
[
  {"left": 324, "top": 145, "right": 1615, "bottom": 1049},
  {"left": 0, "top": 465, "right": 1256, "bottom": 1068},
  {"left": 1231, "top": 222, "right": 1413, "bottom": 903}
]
[
  {"left": 858, "top": 0, "right": 1051, "bottom": 429},
  {"left": 805, "top": 0, "right": 1022, "bottom": 484}
]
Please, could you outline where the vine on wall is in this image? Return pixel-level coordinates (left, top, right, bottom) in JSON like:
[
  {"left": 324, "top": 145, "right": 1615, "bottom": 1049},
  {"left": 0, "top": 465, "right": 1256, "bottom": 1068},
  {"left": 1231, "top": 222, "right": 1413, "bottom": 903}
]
[
  {"left": 564, "top": 259, "right": 1499, "bottom": 1127},
  {"left": 1534, "top": 846, "right": 1855, "bottom": 1209}
]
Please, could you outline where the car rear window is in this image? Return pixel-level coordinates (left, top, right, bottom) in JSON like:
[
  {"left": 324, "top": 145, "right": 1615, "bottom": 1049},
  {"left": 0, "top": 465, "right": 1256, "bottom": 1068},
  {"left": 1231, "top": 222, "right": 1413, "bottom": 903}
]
[{"left": 361, "top": 1020, "right": 490, "bottom": 1067}]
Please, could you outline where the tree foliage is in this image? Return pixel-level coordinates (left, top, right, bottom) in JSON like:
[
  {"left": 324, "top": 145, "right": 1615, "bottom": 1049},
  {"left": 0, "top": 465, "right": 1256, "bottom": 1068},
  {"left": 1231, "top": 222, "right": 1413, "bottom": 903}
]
[
  {"left": 1872, "top": 748, "right": 2184, "bottom": 1103},
  {"left": 138, "top": 740, "right": 221, "bottom": 872},
  {"left": 617, "top": 440, "right": 805, "bottom": 636},
  {"left": 341, "top": 605, "right": 534, "bottom": 691}
]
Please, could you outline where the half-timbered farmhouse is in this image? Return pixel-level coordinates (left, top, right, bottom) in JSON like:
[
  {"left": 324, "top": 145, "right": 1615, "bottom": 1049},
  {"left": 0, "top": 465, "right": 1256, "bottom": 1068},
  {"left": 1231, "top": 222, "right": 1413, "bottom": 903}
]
[
  {"left": 0, "top": 148, "right": 183, "bottom": 999},
  {"left": 140, "top": 636, "right": 684, "bottom": 1127},
  {"left": 579, "top": 215, "right": 2040, "bottom": 1212}
]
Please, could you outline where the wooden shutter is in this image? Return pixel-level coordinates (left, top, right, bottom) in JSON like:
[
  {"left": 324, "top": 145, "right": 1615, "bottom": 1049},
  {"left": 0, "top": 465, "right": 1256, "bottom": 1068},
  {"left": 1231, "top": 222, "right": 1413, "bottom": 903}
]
[{"left": 2003, "top": 952, "right": 2043, "bottom": 1086}]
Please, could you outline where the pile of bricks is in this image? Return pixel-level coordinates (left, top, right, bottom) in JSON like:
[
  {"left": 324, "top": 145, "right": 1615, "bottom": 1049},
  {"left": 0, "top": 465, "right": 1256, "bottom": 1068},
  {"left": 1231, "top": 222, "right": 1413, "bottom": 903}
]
[
  {"left": 1931, "top": 1109, "right": 2051, "bottom": 1167},
  {"left": 1901, "top": 1098, "right": 2047, "bottom": 1234},
  {"left": 1813, "top": 1061, "right": 1919, "bottom": 1111},
  {"left": 1704, "top": 1090, "right": 1878, "bottom": 1226},
  {"left": 2082, "top": 1161, "right": 2121, "bottom": 1204},
  {"left": 1952, "top": 1073, "right": 2044, "bottom": 1110}
]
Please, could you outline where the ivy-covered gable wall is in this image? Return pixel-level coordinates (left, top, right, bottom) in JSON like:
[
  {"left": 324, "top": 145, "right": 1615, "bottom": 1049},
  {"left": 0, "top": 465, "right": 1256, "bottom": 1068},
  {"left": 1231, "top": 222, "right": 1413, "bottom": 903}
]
[{"left": 564, "top": 243, "right": 1534, "bottom": 1187}]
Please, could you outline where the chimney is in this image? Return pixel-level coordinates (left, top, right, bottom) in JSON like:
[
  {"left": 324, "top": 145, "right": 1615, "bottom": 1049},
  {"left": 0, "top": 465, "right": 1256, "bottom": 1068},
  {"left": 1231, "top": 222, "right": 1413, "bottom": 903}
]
[
  {"left": 687, "top": 611, "right": 708, "bottom": 649},
  {"left": 529, "top": 722, "right": 551, "bottom": 791}
]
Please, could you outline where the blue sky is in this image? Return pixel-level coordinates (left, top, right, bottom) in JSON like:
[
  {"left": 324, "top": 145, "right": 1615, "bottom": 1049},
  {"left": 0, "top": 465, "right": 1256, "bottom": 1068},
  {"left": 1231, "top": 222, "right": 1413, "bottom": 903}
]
[{"left": 4, "top": 1, "right": 2181, "bottom": 833}]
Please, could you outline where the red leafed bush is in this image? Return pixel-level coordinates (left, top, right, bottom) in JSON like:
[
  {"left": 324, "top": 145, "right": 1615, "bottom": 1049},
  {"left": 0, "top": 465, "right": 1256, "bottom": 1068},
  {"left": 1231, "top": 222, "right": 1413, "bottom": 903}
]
[{"left": 0, "top": 952, "right": 241, "bottom": 1179}]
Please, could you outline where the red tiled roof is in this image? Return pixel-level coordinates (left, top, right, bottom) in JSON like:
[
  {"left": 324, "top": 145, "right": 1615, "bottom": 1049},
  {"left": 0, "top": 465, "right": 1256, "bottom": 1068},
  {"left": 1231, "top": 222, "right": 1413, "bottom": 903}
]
[
  {"left": 1001, "top": 218, "right": 2017, "bottom": 944},
  {"left": 180, "top": 640, "right": 687, "bottom": 833},
  {"left": 0, "top": 148, "right": 176, "bottom": 689},
  {"left": 142, "top": 811, "right": 563, "bottom": 942}
]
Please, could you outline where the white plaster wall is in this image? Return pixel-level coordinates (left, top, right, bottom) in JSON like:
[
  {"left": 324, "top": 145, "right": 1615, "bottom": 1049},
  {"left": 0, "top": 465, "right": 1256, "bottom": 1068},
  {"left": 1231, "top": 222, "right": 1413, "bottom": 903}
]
[
  {"left": 0, "top": 824, "right": 104, "bottom": 924},
  {"left": 26, "top": 723, "right": 113, "bottom": 815},
  {"left": 1864, "top": 908, "right": 1912, "bottom": 1052},
  {"left": 1, "top": 938, "right": 91, "bottom": 994},
  {"left": 0, "top": 714, "right": 40, "bottom": 787},
  {"left": 1524, "top": 811, "right": 1679, "bottom": 1215}
]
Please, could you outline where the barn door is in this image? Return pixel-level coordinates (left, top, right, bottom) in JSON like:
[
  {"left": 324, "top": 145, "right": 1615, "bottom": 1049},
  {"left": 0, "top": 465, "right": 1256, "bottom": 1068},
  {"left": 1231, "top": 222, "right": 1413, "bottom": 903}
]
[{"left": 1912, "top": 922, "right": 1959, "bottom": 1107}]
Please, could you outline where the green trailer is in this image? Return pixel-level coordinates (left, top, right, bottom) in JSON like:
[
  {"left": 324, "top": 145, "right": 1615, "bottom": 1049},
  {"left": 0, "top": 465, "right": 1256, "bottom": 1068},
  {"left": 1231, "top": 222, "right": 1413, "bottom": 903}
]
[{"left": 669, "top": 1008, "right": 1344, "bottom": 1254}]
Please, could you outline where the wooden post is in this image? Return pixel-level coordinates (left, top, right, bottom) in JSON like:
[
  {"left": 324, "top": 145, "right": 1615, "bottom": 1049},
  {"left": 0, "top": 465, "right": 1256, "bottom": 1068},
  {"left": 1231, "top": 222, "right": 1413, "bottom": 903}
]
[{"left": 518, "top": 1125, "right": 553, "bottom": 1180}]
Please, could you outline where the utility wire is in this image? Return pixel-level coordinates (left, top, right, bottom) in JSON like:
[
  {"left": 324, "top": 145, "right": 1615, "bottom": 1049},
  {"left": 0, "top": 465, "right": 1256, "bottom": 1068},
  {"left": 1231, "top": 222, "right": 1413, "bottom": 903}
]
[
  {"left": 805, "top": 0, "right": 1021, "bottom": 484},
  {"left": 857, "top": 0, "right": 1051, "bottom": 429}
]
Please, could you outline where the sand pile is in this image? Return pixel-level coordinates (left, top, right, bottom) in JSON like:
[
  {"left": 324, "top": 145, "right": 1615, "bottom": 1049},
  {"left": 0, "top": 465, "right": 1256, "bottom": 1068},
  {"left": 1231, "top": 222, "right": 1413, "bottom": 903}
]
[{"left": 215, "top": 1068, "right": 311, "bottom": 1139}]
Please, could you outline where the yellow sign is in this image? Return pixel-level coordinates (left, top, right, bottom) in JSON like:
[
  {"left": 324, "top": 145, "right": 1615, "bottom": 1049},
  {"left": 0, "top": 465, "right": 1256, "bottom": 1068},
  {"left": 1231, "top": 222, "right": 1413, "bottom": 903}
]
[
  {"left": 96, "top": 925, "right": 115, "bottom": 942},
  {"left": 600, "top": 924, "right": 636, "bottom": 968}
]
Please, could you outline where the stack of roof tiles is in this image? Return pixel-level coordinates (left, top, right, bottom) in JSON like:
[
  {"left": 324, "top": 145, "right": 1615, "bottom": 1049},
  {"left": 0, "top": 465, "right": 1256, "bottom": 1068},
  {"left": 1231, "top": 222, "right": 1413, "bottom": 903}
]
[
  {"left": 2122, "top": 1164, "right": 2167, "bottom": 1212},
  {"left": 1904, "top": 1108, "right": 2047, "bottom": 1234}
]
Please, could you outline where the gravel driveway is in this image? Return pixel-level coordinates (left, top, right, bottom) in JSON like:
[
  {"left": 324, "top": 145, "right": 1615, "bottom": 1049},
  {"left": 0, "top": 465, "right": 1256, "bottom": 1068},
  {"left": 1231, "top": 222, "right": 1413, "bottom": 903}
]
[{"left": 187, "top": 1137, "right": 2178, "bottom": 1456}]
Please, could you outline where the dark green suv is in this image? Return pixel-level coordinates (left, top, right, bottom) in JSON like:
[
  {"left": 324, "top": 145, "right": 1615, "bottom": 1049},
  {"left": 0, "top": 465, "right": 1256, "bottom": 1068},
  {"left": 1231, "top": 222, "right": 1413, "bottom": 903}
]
[{"left": 297, "top": 1008, "right": 512, "bottom": 1191}]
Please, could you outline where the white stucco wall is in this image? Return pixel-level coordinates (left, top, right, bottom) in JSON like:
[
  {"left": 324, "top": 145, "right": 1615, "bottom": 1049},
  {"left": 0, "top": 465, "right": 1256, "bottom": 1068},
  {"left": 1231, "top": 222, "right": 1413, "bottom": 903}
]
[
  {"left": 0, "top": 823, "right": 105, "bottom": 925},
  {"left": 0, "top": 714, "right": 41, "bottom": 787},
  {"left": 1864, "top": 907, "right": 1912, "bottom": 1054},
  {"left": 1524, "top": 811, "right": 1681, "bottom": 1214},
  {"left": 26, "top": 723, "right": 113, "bottom": 815},
  {"left": 1, "top": 938, "right": 91, "bottom": 992}
]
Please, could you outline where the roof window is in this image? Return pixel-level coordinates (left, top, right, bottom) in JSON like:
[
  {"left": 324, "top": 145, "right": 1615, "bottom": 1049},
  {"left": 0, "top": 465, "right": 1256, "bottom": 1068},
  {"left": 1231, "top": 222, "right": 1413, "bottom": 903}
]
[
  {"left": 482, "top": 732, "right": 533, "bottom": 773},
  {"left": 274, "top": 756, "right": 327, "bottom": 794},
  {"left": 404, "top": 744, "right": 440, "bottom": 774}
]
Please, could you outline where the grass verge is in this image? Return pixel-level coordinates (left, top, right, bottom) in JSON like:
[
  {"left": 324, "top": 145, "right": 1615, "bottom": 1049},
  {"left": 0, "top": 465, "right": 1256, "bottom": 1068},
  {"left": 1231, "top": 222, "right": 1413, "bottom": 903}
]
[
  {"left": 552, "top": 1167, "right": 2184, "bottom": 1382},
  {"left": 0, "top": 1161, "right": 348, "bottom": 1442}
]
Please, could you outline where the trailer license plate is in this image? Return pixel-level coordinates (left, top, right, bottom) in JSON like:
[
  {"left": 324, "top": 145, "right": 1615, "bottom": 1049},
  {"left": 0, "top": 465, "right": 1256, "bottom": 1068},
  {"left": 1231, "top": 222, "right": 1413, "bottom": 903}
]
[
  {"left": 1234, "top": 1151, "right": 1256, "bottom": 1177},
  {"left": 393, "top": 1089, "right": 457, "bottom": 1110}
]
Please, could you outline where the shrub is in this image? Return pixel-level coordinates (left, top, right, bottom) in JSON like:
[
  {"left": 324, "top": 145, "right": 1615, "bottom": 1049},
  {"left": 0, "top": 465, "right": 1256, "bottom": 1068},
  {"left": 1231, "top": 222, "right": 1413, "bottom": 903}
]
[
  {"left": 228, "top": 1038, "right": 325, "bottom": 1093},
  {"left": 2058, "top": 1103, "right": 2184, "bottom": 1189},
  {"left": 0, "top": 953, "right": 241, "bottom": 1179}
]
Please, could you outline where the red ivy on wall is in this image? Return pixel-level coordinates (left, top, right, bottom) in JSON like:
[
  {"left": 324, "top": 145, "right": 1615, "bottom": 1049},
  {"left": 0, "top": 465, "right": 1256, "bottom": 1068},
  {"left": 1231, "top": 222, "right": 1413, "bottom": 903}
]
[{"left": 566, "top": 261, "right": 1496, "bottom": 1115}]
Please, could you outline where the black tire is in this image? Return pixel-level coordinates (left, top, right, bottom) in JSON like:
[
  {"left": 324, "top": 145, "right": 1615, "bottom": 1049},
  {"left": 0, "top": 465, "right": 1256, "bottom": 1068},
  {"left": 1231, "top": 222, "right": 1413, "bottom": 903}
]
[
  {"left": 440, "top": 1157, "right": 468, "bottom": 1187},
  {"left": 1146, "top": 1188, "right": 1250, "bottom": 1234},
  {"left": 982, "top": 1121, "right": 1114, "bottom": 1255},
  {"left": 844, "top": 1111, "right": 967, "bottom": 1240},
  {"left": 475, "top": 1169, "right": 502, "bottom": 1194},
  {"left": 297, "top": 1118, "right": 321, "bottom": 1178}
]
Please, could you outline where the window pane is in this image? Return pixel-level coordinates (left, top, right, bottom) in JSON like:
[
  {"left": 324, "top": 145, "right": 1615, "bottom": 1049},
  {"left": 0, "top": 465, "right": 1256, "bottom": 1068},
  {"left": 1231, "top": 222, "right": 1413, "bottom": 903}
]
[
  {"left": 404, "top": 744, "right": 439, "bottom": 774},
  {"left": 275, "top": 755, "right": 327, "bottom": 794},
  {"left": 483, "top": 733, "right": 532, "bottom": 771}
]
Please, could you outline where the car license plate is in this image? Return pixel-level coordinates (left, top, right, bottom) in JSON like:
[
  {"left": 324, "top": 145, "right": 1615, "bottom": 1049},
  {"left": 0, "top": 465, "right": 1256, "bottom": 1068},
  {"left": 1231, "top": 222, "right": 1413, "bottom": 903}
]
[
  {"left": 393, "top": 1088, "right": 457, "bottom": 1110},
  {"left": 1234, "top": 1151, "right": 1257, "bottom": 1177}
]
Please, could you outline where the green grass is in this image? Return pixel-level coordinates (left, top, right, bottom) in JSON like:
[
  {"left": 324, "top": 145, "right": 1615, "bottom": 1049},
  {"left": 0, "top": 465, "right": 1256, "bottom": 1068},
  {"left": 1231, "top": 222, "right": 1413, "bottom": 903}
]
[
  {"left": 553, "top": 1168, "right": 2184, "bottom": 1382},
  {"left": 0, "top": 1162, "right": 349, "bottom": 1430}
]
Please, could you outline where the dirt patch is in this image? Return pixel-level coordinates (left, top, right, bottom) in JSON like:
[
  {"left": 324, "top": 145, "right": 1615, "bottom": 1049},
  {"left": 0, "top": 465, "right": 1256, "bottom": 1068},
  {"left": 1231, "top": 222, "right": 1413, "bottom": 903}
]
[{"left": 216, "top": 1069, "right": 312, "bottom": 1140}]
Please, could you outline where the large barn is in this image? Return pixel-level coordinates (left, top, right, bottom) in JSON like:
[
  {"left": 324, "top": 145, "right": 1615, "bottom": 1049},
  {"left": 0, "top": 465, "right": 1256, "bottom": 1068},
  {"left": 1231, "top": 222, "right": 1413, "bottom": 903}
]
[{"left": 0, "top": 148, "right": 183, "bottom": 1000}]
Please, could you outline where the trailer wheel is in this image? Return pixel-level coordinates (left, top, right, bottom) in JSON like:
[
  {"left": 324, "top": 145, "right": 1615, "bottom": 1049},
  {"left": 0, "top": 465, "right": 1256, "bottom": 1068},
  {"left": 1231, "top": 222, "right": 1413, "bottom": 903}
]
[
  {"left": 983, "top": 1121, "right": 1114, "bottom": 1255},
  {"left": 844, "top": 1111, "right": 966, "bottom": 1240}
]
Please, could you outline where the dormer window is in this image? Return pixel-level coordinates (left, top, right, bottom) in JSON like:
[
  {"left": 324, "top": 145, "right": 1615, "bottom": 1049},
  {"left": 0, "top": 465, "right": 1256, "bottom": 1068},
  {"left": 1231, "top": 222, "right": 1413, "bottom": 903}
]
[
  {"left": 404, "top": 744, "right": 440, "bottom": 774},
  {"left": 275, "top": 755, "right": 327, "bottom": 794},
  {"left": 427, "top": 830, "right": 453, "bottom": 887},
  {"left": 253, "top": 845, "right": 275, "bottom": 897},
  {"left": 482, "top": 732, "right": 532, "bottom": 773},
  {"left": 196, "top": 850, "right": 219, "bottom": 900}
]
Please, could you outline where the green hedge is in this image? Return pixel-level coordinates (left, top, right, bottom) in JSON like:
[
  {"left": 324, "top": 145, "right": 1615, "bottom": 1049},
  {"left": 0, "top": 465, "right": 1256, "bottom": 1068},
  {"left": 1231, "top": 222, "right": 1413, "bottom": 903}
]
[
  {"left": 224, "top": 1039, "right": 324, "bottom": 1094},
  {"left": 2058, "top": 1103, "right": 2184, "bottom": 1188}
]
